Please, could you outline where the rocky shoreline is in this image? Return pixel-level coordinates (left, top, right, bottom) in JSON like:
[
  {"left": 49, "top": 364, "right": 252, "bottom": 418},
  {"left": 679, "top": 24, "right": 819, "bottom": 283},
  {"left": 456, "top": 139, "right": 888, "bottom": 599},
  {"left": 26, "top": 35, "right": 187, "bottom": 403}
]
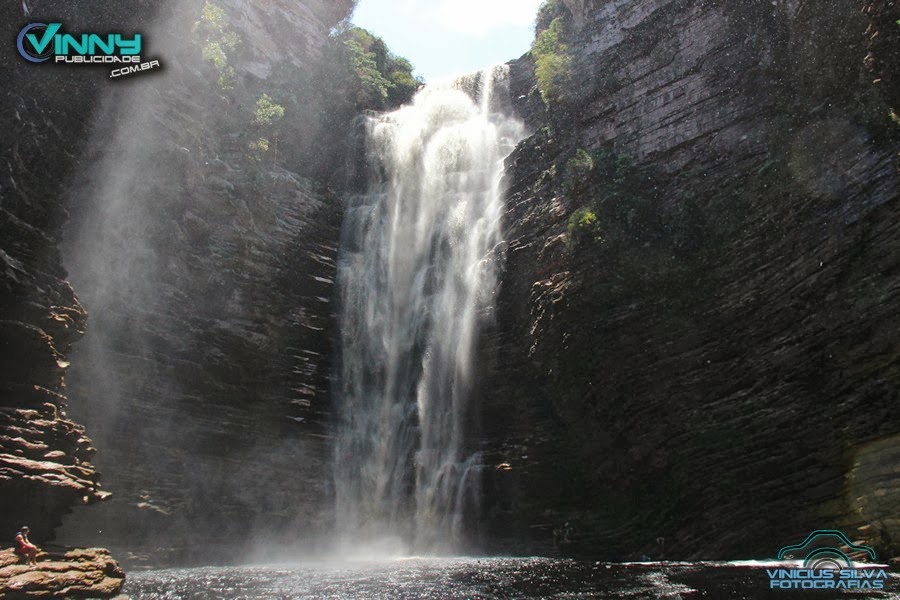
[{"left": 0, "top": 548, "right": 124, "bottom": 599}]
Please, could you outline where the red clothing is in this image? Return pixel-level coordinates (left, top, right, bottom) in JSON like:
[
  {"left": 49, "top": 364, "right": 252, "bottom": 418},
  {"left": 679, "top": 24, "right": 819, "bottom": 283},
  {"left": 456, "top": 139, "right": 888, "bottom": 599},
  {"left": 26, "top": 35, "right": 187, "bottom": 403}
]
[
  {"left": 14, "top": 531, "right": 37, "bottom": 565},
  {"left": 15, "top": 533, "right": 35, "bottom": 554}
]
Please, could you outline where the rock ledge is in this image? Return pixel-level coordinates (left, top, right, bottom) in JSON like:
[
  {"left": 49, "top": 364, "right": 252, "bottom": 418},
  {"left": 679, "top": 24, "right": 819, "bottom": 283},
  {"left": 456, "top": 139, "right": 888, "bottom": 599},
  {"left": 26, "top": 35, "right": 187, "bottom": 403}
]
[{"left": 0, "top": 548, "right": 124, "bottom": 599}]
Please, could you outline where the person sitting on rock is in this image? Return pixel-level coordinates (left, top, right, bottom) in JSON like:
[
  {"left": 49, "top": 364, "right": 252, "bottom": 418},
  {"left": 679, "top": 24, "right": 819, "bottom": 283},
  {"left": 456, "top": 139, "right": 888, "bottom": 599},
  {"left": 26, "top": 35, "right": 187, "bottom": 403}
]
[{"left": 15, "top": 526, "right": 39, "bottom": 565}]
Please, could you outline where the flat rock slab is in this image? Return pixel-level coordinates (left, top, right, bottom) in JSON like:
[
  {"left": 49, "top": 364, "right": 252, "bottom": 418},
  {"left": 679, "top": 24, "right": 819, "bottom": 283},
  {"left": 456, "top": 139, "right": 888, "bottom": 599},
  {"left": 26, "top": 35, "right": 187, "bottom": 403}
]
[{"left": 0, "top": 548, "right": 124, "bottom": 599}]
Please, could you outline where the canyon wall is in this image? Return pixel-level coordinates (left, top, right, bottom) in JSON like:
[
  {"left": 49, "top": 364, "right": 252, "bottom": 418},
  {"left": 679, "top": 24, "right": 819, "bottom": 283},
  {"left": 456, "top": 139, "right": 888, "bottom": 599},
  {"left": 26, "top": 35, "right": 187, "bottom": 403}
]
[
  {"left": 0, "top": 0, "right": 163, "bottom": 544},
  {"left": 55, "top": 0, "right": 357, "bottom": 566},
  {"left": 480, "top": 0, "right": 900, "bottom": 560},
  {"left": 4, "top": 0, "right": 898, "bottom": 568},
  {"left": 3, "top": 0, "right": 355, "bottom": 566}
]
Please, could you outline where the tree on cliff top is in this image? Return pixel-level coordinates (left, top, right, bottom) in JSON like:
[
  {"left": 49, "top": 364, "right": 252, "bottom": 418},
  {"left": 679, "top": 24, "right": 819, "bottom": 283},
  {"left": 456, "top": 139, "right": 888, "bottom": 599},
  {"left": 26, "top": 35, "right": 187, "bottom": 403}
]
[
  {"left": 531, "top": 16, "right": 574, "bottom": 105},
  {"left": 327, "top": 24, "right": 419, "bottom": 110}
]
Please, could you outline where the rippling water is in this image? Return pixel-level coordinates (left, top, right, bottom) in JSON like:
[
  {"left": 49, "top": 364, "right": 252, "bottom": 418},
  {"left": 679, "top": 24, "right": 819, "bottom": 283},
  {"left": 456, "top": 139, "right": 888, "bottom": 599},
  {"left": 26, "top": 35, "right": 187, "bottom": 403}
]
[{"left": 124, "top": 557, "right": 899, "bottom": 599}]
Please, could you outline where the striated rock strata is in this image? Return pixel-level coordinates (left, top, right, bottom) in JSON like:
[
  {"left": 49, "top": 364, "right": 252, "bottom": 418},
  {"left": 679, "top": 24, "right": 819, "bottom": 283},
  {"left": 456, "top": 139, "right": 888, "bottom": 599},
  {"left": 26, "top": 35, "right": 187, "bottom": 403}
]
[
  {"left": 3, "top": 0, "right": 354, "bottom": 568},
  {"left": 0, "top": 405, "right": 109, "bottom": 537},
  {"left": 0, "top": 548, "right": 124, "bottom": 599},
  {"left": 0, "top": 0, "right": 167, "bottom": 546},
  {"left": 215, "top": 0, "right": 349, "bottom": 79},
  {"left": 480, "top": 0, "right": 900, "bottom": 560},
  {"left": 53, "top": 0, "right": 354, "bottom": 566}
]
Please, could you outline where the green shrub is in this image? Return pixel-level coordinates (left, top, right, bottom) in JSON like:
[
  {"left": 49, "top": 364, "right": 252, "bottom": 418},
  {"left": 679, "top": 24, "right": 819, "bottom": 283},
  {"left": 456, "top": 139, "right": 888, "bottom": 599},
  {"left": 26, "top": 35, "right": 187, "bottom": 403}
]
[
  {"left": 249, "top": 94, "right": 285, "bottom": 164},
  {"left": 562, "top": 148, "right": 638, "bottom": 197},
  {"left": 568, "top": 206, "right": 602, "bottom": 245},
  {"left": 194, "top": 1, "right": 240, "bottom": 90},
  {"left": 248, "top": 138, "right": 269, "bottom": 162},
  {"left": 614, "top": 153, "right": 633, "bottom": 172},
  {"left": 328, "top": 24, "right": 418, "bottom": 110},
  {"left": 345, "top": 37, "right": 392, "bottom": 105},
  {"left": 254, "top": 93, "right": 285, "bottom": 126},
  {"left": 388, "top": 69, "right": 419, "bottom": 106},
  {"left": 569, "top": 148, "right": 594, "bottom": 172},
  {"left": 534, "top": 163, "right": 559, "bottom": 192},
  {"left": 563, "top": 148, "right": 594, "bottom": 195},
  {"left": 531, "top": 17, "right": 574, "bottom": 105}
]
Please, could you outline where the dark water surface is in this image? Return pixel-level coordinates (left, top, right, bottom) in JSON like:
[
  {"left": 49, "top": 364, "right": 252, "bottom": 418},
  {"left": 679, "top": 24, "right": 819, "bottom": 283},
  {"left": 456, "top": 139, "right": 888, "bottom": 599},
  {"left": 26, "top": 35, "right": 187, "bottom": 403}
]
[{"left": 124, "top": 557, "right": 899, "bottom": 599}]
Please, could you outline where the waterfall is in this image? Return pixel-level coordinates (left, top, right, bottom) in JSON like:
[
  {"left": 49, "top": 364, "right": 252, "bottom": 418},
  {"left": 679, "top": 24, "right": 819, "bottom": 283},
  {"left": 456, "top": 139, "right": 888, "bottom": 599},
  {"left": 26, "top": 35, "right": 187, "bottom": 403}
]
[{"left": 334, "top": 65, "right": 525, "bottom": 555}]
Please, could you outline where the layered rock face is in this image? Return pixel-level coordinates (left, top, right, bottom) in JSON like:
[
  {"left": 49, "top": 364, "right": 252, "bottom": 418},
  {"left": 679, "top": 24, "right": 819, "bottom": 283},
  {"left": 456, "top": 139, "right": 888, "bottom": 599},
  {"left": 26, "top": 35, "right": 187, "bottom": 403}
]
[
  {"left": 51, "top": 0, "right": 355, "bottom": 565},
  {"left": 0, "top": 0, "right": 354, "bottom": 567},
  {"left": 863, "top": 0, "right": 900, "bottom": 114},
  {"left": 215, "top": 0, "right": 346, "bottom": 79},
  {"left": 0, "top": 0, "right": 165, "bottom": 545},
  {"left": 481, "top": 0, "right": 900, "bottom": 560},
  {"left": 6, "top": 0, "right": 897, "bottom": 569},
  {"left": 0, "top": 547, "right": 124, "bottom": 599},
  {"left": 0, "top": 160, "right": 102, "bottom": 536}
]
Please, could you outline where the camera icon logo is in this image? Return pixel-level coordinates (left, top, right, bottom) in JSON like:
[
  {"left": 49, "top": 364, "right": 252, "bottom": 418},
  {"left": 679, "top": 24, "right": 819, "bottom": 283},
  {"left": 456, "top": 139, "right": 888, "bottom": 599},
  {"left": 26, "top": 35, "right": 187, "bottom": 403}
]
[{"left": 776, "top": 530, "right": 877, "bottom": 569}]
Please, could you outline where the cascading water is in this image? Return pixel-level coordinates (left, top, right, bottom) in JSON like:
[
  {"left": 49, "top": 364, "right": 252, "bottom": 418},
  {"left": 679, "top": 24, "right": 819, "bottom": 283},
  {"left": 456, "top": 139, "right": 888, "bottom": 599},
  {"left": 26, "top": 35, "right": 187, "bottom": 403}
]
[{"left": 334, "top": 65, "right": 525, "bottom": 555}]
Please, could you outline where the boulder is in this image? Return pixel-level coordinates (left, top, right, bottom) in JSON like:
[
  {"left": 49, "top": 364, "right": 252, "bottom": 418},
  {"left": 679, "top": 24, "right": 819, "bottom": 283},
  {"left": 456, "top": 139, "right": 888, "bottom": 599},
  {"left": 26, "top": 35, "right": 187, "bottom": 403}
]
[{"left": 0, "top": 548, "right": 124, "bottom": 599}]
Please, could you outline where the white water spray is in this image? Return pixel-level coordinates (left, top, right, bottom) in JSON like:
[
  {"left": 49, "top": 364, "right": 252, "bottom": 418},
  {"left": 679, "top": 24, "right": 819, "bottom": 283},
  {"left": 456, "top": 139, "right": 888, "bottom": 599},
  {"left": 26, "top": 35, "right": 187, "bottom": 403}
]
[{"left": 334, "top": 66, "right": 525, "bottom": 554}]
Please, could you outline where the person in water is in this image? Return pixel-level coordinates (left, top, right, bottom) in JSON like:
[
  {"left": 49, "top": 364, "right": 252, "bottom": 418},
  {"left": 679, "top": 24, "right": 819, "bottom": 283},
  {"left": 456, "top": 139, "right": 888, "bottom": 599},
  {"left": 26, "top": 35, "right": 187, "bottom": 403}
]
[{"left": 15, "top": 526, "right": 39, "bottom": 565}]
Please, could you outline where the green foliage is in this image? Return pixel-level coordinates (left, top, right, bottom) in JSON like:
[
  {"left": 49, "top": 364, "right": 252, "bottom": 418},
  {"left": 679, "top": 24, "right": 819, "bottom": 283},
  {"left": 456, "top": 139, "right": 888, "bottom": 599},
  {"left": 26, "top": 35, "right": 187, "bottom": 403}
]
[
  {"left": 246, "top": 22, "right": 416, "bottom": 177},
  {"left": 390, "top": 55, "right": 413, "bottom": 73},
  {"left": 254, "top": 94, "right": 285, "bottom": 127},
  {"left": 615, "top": 153, "right": 633, "bottom": 171},
  {"left": 247, "top": 138, "right": 270, "bottom": 162},
  {"left": 345, "top": 37, "right": 393, "bottom": 104},
  {"left": 568, "top": 206, "right": 602, "bottom": 245},
  {"left": 531, "top": 17, "right": 574, "bottom": 105},
  {"left": 194, "top": 1, "right": 240, "bottom": 90},
  {"left": 247, "top": 94, "right": 285, "bottom": 164},
  {"left": 572, "top": 208, "right": 597, "bottom": 228},
  {"left": 387, "top": 69, "right": 419, "bottom": 106},
  {"left": 561, "top": 147, "right": 636, "bottom": 198},
  {"left": 568, "top": 148, "right": 594, "bottom": 172},
  {"left": 329, "top": 24, "right": 418, "bottom": 110},
  {"left": 563, "top": 148, "right": 594, "bottom": 195},
  {"left": 556, "top": 146, "right": 717, "bottom": 260}
]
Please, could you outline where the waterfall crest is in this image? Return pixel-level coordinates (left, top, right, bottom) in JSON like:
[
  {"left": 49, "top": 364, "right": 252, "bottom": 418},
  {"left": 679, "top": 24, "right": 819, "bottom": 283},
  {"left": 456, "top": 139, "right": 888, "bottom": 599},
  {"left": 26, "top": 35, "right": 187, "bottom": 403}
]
[{"left": 334, "top": 65, "right": 525, "bottom": 555}]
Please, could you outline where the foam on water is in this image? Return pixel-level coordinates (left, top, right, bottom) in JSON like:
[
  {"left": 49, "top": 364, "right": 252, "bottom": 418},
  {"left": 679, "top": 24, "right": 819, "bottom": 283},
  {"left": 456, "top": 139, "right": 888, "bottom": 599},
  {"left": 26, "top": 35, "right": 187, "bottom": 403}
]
[{"left": 333, "top": 66, "right": 525, "bottom": 555}]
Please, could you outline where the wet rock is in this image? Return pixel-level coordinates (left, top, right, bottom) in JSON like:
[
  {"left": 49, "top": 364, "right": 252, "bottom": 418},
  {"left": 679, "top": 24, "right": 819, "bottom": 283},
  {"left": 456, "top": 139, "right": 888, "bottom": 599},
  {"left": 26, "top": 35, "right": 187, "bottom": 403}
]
[
  {"left": 2, "top": 0, "right": 354, "bottom": 567},
  {"left": 558, "top": 0, "right": 600, "bottom": 31},
  {"left": 0, "top": 0, "right": 167, "bottom": 548},
  {"left": 216, "top": 0, "right": 355, "bottom": 79},
  {"left": 862, "top": 0, "right": 900, "bottom": 112},
  {"left": 0, "top": 547, "right": 124, "bottom": 599},
  {"left": 0, "top": 403, "right": 108, "bottom": 541},
  {"left": 48, "top": 0, "right": 352, "bottom": 567},
  {"left": 482, "top": 0, "right": 900, "bottom": 560}
]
